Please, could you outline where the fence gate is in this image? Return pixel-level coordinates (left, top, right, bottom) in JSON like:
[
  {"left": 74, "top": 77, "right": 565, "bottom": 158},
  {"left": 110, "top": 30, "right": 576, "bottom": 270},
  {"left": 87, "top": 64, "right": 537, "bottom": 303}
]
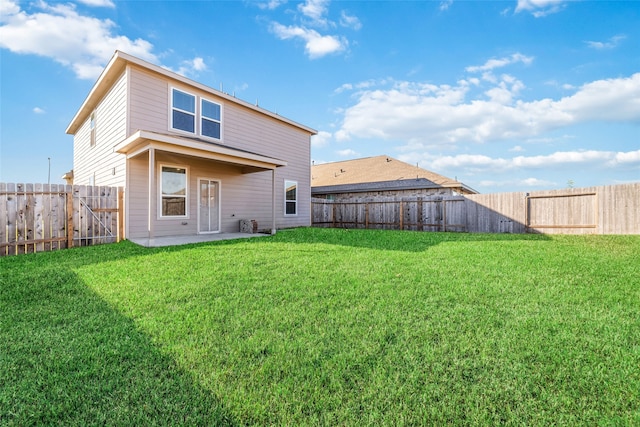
[
  {"left": 73, "top": 187, "right": 119, "bottom": 247},
  {"left": 1, "top": 183, "right": 123, "bottom": 256}
]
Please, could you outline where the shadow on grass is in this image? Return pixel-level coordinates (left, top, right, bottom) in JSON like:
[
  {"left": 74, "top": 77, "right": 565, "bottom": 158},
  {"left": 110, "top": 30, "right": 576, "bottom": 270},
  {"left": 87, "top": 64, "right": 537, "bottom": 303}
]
[
  {"left": 269, "top": 227, "right": 552, "bottom": 253},
  {"left": 0, "top": 264, "right": 237, "bottom": 426}
]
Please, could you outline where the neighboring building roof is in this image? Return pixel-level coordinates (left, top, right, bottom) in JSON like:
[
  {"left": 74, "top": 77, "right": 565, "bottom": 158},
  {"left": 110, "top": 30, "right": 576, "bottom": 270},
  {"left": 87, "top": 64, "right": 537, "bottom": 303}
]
[
  {"left": 66, "top": 50, "right": 317, "bottom": 136},
  {"left": 311, "top": 155, "right": 478, "bottom": 194},
  {"left": 313, "top": 178, "right": 448, "bottom": 195}
]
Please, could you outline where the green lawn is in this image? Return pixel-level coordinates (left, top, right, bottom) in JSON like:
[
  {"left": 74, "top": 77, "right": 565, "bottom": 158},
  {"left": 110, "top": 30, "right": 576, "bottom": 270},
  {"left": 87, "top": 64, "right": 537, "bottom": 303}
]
[{"left": 1, "top": 228, "right": 639, "bottom": 426}]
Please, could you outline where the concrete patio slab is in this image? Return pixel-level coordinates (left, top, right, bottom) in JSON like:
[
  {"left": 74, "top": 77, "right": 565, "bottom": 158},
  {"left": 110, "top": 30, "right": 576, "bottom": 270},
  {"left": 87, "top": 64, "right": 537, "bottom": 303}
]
[{"left": 129, "top": 232, "right": 271, "bottom": 248}]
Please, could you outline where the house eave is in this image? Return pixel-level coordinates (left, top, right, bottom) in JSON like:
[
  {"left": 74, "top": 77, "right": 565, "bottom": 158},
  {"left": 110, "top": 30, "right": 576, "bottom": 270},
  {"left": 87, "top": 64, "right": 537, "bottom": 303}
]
[
  {"left": 115, "top": 130, "right": 287, "bottom": 171},
  {"left": 311, "top": 178, "right": 478, "bottom": 195}
]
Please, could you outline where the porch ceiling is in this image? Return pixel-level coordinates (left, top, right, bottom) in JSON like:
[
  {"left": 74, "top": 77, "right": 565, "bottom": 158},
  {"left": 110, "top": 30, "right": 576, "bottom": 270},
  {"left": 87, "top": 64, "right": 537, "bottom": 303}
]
[{"left": 114, "top": 130, "right": 287, "bottom": 171}]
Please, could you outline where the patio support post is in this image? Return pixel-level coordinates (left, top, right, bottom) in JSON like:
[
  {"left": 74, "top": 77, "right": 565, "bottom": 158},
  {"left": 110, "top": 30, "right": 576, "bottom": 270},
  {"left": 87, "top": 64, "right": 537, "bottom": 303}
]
[
  {"left": 148, "top": 148, "right": 155, "bottom": 239},
  {"left": 271, "top": 168, "right": 276, "bottom": 234}
]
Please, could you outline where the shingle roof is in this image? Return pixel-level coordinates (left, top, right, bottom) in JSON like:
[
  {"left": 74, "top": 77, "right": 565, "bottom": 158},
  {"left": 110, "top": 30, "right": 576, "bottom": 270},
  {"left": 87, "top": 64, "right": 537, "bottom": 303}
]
[
  {"left": 311, "top": 155, "right": 469, "bottom": 190},
  {"left": 67, "top": 50, "right": 317, "bottom": 136},
  {"left": 312, "top": 178, "right": 447, "bottom": 195}
]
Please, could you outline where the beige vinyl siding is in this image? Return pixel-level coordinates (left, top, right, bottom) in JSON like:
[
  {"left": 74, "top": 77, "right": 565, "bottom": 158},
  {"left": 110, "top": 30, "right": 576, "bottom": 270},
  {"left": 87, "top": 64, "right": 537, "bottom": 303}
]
[
  {"left": 126, "top": 154, "right": 150, "bottom": 239},
  {"left": 128, "top": 66, "right": 168, "bottom": 135},
  {"left": 73, "top": 70, "right": 127, "bottom": 187},
  {"left": 223, "top": 103, "right": 311, "bottom": 229}
]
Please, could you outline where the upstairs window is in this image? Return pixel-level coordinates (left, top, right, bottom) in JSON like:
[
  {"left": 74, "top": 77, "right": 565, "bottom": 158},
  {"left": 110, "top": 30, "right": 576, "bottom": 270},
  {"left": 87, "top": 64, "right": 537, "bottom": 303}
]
[
  {"left": 201, "top": 99, "right": 221, "bottom": 140},
  {"left": 285, "top": 180, "right": 297, "bottom": 216},
  {"left": 170, "top": 88, "right": 223, "bottom": 140},
  {"left": 171, "top": 89, "right": 195, "bottom": 133}
]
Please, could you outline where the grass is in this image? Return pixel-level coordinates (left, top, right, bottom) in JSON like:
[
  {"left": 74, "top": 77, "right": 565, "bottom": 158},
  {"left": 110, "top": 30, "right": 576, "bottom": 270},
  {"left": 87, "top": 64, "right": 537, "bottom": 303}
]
[{"left": 1, "top": 228, "right": 639, "bottom": 426}]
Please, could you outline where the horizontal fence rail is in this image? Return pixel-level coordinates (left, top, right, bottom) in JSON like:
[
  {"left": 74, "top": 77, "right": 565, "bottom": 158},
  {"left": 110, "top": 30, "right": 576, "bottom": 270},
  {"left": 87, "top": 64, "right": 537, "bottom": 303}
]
[
  {"left": 312, "top": 182, "right": 639, "bottom": 235},
  {"left": 0, "top": 183, "right": 124, "bottom": 256}
]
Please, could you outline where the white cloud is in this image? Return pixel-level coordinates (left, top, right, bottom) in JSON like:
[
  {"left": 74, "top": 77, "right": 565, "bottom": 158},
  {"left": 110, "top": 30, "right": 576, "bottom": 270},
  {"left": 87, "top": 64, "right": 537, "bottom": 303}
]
[
  {"left": 466, "top": 53, "right": 534, "bottom": 73},
  {"left": 168, "top": 56, "right": 208, "bottom": 77},
  {"left": 336, "top": 148, "right": 358, "bottom": 157},
  {"left": 77, "top": 0, "right": 115, "bottom": 7},
  {"left": 426, "top": 149, "right": 640, "bottom": 172},
  {"left": 479, "top": 177, "right": 556, "bottom": 188},
  {"left": 612, "top": 149, "right": 640, "bottom": 165},
  {"left": 335, "top": 72, "right": 640, "bottom": 145},
  {"left": 440, "top": 0, "right": 453, "bottom": 11},
  {"left": 257, "top": 0, "right": 286, "bottom": 10},
  {"left": 340, "top": 10, "right": 361, "bottom": 30},
  {"left": 0, "top": 0, "right": 19, "bottom": 16},
  {"left": 311, "top": 130, "right": 332, "bottom": 147},
  {"left": 267, "top": 0, "right": 358, "bottom": 59},
  {"left": 334, "top": 83, "right": 353, "bottom": 93},
  {"left": 484, "top": 74, "right": 525, "bottom": 104},
  {"left": 0, "top": 0, "right": 157, "bottom": 79},
  {"left": 191, "top": 57, "right": 207, "bottom": 71},
  {"left": 298, "top": 0, "right": 330, "bottom": 27},
  {"left": 509, "top": 145, "right": 525, "bottom": 152},
  {"left": 334, "top": 78, "right": 390, "bottom": 94},
  {"left": 515, "top": 0, "right": 568, "bottom": 17},
  {"left": 270, "top": 22, "right": 347, "bottom": 58},
  {"left": 33, "top": 107, "right": 45, "bottom": 114},
  {"left": 234, "top": 82, "right": 249, "bottom": 93},
  {"left": 521, "top": 177, "right": 556, "bottom": 186},
  {"left": 586, "top": 34, "right": 626, "bottom": 50}
]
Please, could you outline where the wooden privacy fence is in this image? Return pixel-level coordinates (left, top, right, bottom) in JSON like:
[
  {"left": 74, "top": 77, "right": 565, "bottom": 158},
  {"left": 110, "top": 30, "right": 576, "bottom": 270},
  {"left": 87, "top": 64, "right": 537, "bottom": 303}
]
[
  {"left": 312, "top": 196, "right": 468, "bottom": 232},
  {"left": 0, "top": 183, "right": 124, "bottom": 256},
  {"left": 312, "top": 183, "right": 640, "bottom": 235}
]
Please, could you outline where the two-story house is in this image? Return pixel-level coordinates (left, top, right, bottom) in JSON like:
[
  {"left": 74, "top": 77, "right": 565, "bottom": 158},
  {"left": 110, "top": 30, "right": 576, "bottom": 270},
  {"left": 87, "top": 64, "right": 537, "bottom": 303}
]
[{"left": 66, "top": 51, "right": 316, "bottom": 242}]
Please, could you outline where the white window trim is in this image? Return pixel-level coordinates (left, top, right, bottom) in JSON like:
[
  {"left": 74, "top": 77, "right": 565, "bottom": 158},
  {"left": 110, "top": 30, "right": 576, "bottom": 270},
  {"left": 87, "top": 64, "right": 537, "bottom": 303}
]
[
  {"left": 169, "top": 87, "right": 224, "bottom": 142},
  {"left": 200, "top": 97, "right": 223, "bottom": 142},
  {"left": 158, "top": 163, "right": 189, "bottom": 219},
  {"left": 170, "top": 87, "right": 197, "bottom": 136},
  {"left": 284, "top": 179, "right": 298, "bottom": 217}
]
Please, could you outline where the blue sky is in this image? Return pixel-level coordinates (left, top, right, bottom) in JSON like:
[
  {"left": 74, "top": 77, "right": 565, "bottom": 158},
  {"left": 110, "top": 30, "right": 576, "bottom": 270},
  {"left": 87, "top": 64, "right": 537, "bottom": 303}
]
[{"left": 1, "top": 0, "right": 638, "bottom": 193}]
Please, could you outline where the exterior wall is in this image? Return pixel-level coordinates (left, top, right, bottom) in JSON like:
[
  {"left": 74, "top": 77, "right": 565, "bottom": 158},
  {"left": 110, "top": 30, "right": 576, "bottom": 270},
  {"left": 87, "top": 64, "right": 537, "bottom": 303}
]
[
  {"left": 314, "top": 187, "right": 456, "bottom": 201},
  {"left": 128, "top": 66, "right": 168, "bottom": 136},
  {"left": 126, "top": 66, "right": 311, "bottom": 233},
  {"left": 126, "top": 153, "right": 150, "bottom": 239},
  {"left": 73, "top": 70, "right": 128, "bottom": 187}
]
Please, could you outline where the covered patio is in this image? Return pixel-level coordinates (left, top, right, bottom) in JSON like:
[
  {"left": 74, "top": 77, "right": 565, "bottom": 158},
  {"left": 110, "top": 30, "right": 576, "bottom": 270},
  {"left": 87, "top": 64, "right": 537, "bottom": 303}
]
[{"left": 114, "top": 130, "right": 287, "bottom": 240}]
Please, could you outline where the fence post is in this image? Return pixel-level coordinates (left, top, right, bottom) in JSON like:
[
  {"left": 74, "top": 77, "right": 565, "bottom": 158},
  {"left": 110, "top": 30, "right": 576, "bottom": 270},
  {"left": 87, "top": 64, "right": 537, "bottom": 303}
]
[
  {"left": 332, "top": 203, "right": 336, "bottom": 228},
  {"left": 365, "top": 202, "right": 369, "bottom": 229},
  {"left": 66, "top": 191, "right": 74, "bottom": 248},
  {"left": 443, "top": 199, "right": 447, "bottom": 232},
  {"left": 399, "top": 200, "right": 404, "bottom": 230},
  {"left": 524, "top": 194, "right": 530, "bottom": 232}
]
